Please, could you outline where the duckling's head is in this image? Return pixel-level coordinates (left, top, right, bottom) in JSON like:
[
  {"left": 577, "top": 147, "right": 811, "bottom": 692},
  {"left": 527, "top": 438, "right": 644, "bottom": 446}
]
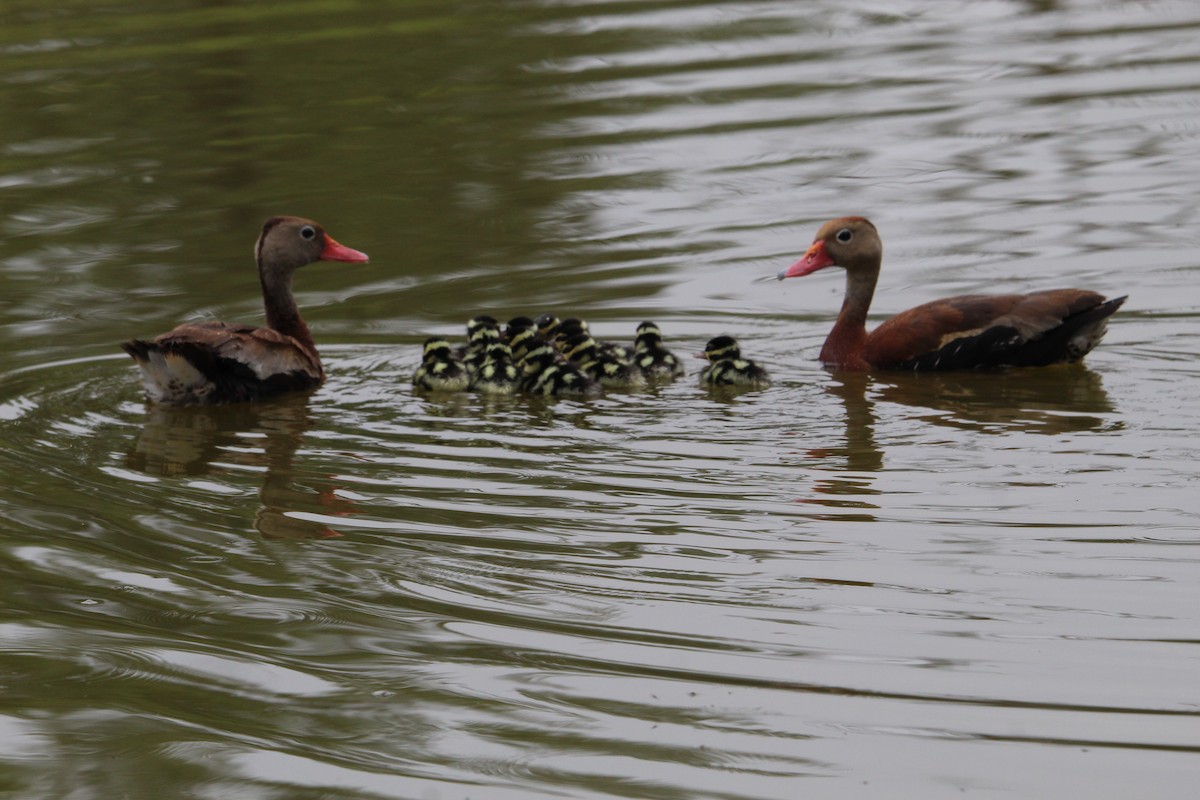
[
  {"left": 699, "top": 335, "right": 741, "bottom": 362},
  {"left": 552, "top": 318, "right": 588, "bottom": 347},
  {"left": 635, "top": 321, "right": 665, "bottom": 348},
  {"left": 505, "top": 316, "right": 536, "bottom": 341},
  {"left": 466, "top": 315, "right": 500, "bottom": 342},
  {"left": 534, "top": 313, "right": 561, "bottom": 338},
  {"left": 421, "top": 337, "right": 455, "bottom": 361}
]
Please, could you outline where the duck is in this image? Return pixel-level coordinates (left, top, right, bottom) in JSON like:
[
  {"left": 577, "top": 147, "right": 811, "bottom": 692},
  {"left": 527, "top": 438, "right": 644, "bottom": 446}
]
[
  {"left": 413, "top": 337, "right": 470, "bottom": 392},
  {"left": 121, "top": 216, "right": 369, "bottom": 405},
  {"left": 534, "top": 312, "right": 561, "bottom": 341},
  {"left": 561, "top": 333, "right": 646, "bottom": 389},
  {"left": 554, "top": 317, "right": 632, "bottom": 363},
  {"left": 777, "top": 216, "right": 1126, "bottom": 371},
  {"left": 469, "top": 342, "right": 520, "bottom": 395},
  {"left": 504, "top": 316, "right": 542, "bottom": 367},
  {"left": 519, "top": 342, "right": 602, "bottom": 397},
  {"left": 698, "top": 336, "right": 771, "bottom": 388},
  {"left": 457, "top": 315, "right": 501, "bottom": 376},
  {"left": 632, "top": 321, "right": 685, "bottom": 379}
]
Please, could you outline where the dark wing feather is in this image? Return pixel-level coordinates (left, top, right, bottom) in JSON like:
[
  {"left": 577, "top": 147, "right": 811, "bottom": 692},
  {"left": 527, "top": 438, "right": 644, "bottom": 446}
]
[
  {"left": 867, "top": 290, "right": 1122, "bottom": 371},
  {"left": 122, "top": 321, "right": 322, "bottom": 404}
]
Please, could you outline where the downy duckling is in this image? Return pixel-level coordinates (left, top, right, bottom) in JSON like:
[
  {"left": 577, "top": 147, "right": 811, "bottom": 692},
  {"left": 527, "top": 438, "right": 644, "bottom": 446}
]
[
  {"left": 534, "top": 313, "right": 561, "bottom": 341},
  {"left": 562, "top": 333, "right": 646, "bottom": 389},
  {"left": 554, "top": 317, "right": 632, "bottom": 363},
  {"left": 469, "top": 342, "right": 520, "bottom": 395},
  {"left": 458, "top": 314, "right": 501, "bottom": 377},
  {"left": 520, "top": 342, "right": 602, "bottom": 397},
  {"left": 413, "top": 337, "right": 470, "bottom": 391},
  {"left": 633, "top": 321, "right": 685, "bottom": 380},
  {"left": 697, "top": 335, "right": 771, "bottom": 388}
]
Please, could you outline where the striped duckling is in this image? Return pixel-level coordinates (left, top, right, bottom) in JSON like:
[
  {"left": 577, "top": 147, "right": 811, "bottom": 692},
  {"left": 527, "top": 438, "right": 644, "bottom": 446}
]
[
  {"left": 505, "top": 316, "right": 543, "bottom": 368},
  {"left": 697, "top": 335, "right": 771, "bottom": 388},
  {"left": 554, "top": 317, "right": 632, "bottom": 364},
  {"left": 413, "top": 337, "right": 470, "bottom": 392},
  {"left": 534, "top": 312, "right": 561, "bottom": 341},
  {"left": 457, "top": 314, "right": 500, "bottom": 357},
  {"left": 520, "top": 341, "right": 602, "bottom": 397},
  {"left": 562, "top": 333, "right": 646, "bottom": 390},
  {"left": 633, "top": 321, "right": 685, "bottom": 380},
  {"left": 469, "top": 341, "right": 520, "bottom": 395}
]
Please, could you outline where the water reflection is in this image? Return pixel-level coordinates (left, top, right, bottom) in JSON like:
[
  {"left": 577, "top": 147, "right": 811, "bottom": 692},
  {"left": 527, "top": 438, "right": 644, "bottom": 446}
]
[
  {"left": 124, "top": 394, "right": 352, "bottom": 539},
  {"left": 872, "top": 365, "right": 1117, "bottom": 435}
]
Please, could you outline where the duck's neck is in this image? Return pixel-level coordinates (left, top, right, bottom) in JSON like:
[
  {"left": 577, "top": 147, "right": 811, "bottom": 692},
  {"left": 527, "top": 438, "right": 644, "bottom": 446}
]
[
  {"left": 260, "top": 266, "right": 316, "bottom": 353},
  {"left": 819, "top": 268, "right": 877, "bottom": 370}
]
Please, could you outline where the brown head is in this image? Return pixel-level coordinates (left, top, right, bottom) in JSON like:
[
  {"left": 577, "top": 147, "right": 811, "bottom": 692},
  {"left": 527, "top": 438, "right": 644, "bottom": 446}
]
[
  {"left": 255, "top": 216, "right": 369, "bottom": 274},
  {"left": 777, "top": 216, "right": 881, "bottom": 280}
]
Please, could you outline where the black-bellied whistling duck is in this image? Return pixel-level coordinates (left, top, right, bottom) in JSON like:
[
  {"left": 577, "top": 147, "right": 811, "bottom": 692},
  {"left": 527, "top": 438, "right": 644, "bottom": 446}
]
[
  {"left": 697, "top": 336, "right": 771, "bottom": 388},
  {"left": 413, "top": 337, "right": 470, "bottom": 392},
  {"left": 778, "top": 216, "right": 1126, "bottom": 371},
  {"left": 122, "top": 216, "right": 369, "bottom": 404},
  {"left": 633, "top": 321, "right": 685, "bottom": 380}
]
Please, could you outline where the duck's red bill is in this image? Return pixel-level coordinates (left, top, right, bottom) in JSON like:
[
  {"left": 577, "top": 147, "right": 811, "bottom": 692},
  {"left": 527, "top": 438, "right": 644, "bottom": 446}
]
[
  {"left": 777, "top": 240, "right": 833, "bottom": 280},
  {"left": 321, "top": 236, "right": 370, "bottom": 263}
]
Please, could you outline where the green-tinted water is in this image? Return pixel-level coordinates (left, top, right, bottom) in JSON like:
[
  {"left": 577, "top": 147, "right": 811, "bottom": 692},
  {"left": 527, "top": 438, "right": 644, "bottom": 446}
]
[{"left": 3, "top": 1, "right": 1200, "bottom": 798}]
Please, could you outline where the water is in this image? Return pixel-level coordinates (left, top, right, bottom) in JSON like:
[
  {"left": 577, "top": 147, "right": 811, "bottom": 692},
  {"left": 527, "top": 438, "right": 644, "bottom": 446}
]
[{"left": 3, "top": 1, "right": 1200, "bottom": 797}]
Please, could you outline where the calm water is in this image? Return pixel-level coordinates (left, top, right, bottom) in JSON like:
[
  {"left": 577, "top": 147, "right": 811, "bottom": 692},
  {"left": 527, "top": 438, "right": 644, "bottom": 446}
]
[{"left": 3, "top": 1, "right": 1200, "bottom": 797}]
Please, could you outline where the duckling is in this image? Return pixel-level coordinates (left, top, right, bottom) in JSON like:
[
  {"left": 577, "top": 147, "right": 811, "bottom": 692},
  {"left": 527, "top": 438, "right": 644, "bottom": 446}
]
[
  {"left": 469, "top": 342, "right": 520, "bottom": 395},
  {"left": 534, "top": 313, "right": 561, "bottom": 341},
  {"left": 520, "top": 342, "right": 602, "bottom": 397},
  {"left": 413, "top": 337, "right": 470, "bottom": 392},
  {"left": 458, "top": 314, "right": 501, "bottom": 376},
  {"left": 698, "top": 335, "right": 771, "bottom": 388},
  {"left": 633, "top": 321, "right": 685, "bottom": 380},
  {"left": 562, "top": 333, "right": 646, "bottom": 390},
  {"left": 554, "top": 317, "right": 632, "bottom": 363},
  {"left": 504, "top": 316, "right": 536, "bottom": 343}
]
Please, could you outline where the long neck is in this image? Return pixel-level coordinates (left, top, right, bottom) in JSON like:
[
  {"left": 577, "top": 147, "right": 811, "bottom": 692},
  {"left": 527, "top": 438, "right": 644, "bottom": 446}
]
[
  {"left": 260, "top": 264, "right": 315, "bottom": 352},
  {"left": 819, "top": 267, "right": 877, "bottom": 369}
]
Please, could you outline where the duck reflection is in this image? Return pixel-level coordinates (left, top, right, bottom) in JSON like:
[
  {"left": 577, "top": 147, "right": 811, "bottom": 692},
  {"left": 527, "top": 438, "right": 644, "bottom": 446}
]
[
  {"left": 802, "top": 365, "right": 1116, "bottom": 509},
  {"left": 124, "top": 394, "right": 353, "bottom": 539},
  {"left": 871, "top": 364, "right": 1117, "bottom": 435}
]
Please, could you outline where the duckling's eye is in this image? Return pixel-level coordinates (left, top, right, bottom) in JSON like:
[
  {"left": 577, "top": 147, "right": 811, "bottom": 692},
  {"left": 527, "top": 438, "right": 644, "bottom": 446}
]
[
  {"left": 299, "top": 225, "right": 317, "bottom": 240},
  {"left": 836, "top": 228, "right": 853, "bottom": 243}
]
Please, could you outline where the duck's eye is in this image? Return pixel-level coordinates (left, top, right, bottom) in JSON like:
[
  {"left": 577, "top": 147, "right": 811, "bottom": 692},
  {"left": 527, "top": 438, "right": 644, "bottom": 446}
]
[
  {"left": 299, "top": 225, "right": 317, "bottom": 240},
  {"left": 836, "top": 228, "right": 853, "bottom": 243}
]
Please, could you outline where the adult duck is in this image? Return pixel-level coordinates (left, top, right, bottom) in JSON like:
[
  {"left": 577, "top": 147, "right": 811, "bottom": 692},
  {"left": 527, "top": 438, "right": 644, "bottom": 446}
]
[
  {"left": 777, "top": 216, "right": 1125, "bottom": 371},
  {"left": 122, "top": 216, "right": 369, "bottom": 404}
]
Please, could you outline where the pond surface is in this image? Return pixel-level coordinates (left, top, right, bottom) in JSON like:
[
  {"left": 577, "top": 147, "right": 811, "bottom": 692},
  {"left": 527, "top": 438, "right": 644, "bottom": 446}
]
[{"left": 3, "top": 1, "right": 1200, "bottom": 797}]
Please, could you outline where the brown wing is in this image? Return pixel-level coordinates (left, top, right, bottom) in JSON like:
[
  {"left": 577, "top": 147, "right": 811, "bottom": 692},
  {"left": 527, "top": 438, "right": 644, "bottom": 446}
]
[
  {"left": 153, "top": 321, "right": 322, "bottom": 381},
  {"left": 122, "top": 321, "right": 322, "bottom": 404},
  {"left": 863, "top": 289, "right": 1118, "bottom": 370}
]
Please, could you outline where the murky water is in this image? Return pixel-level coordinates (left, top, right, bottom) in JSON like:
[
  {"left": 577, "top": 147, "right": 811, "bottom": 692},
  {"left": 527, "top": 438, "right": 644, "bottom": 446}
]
[{"left": 3, "top": 1, "right": 1200, "bottom": 797}]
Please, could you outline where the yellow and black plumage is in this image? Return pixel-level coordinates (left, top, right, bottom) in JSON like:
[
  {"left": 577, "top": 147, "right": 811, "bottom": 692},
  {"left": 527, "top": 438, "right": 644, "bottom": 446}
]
[
  {"left": 520, "top": 342, "right": 602, "bottom": 397},
  {"left": 633, "top": 321, "right": 685, "bottom": 380},
  {"left": 413, "top": 337, "right": 470, "bottom": 391},
  {"left": 562, "top": 333, "right": 646, "bottom": 389},
  {"left": 458, "top": 315, "right": 501, "bottom": 378},
  {"left": 698, "top": 335, "right": 771, "bottom": 388},
  {"left": 469, "top": 342, "right": 520, "bottom": 395}
]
